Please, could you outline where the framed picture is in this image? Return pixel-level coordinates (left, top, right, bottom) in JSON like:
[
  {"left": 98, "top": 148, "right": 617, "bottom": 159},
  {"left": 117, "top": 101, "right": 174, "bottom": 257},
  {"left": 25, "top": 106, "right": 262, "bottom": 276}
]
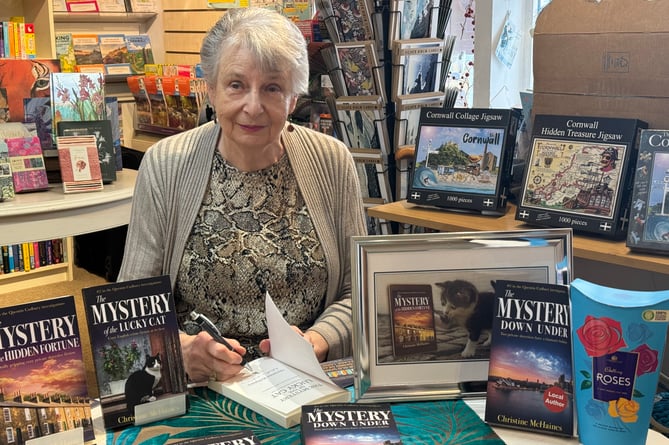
[{"left": 351, "top": 228, "right": 572, "bottom": 403}]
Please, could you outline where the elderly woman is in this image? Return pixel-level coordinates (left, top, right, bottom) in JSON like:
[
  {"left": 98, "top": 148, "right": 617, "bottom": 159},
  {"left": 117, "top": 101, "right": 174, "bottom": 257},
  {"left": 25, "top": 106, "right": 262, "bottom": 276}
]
[{"left": 117, "top": 8, "right": 367, "bottom": 383}]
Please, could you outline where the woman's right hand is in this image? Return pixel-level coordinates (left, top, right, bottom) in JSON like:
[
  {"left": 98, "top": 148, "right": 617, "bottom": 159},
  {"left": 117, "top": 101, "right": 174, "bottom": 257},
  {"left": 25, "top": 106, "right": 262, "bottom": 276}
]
[{"left": 180, "top": 331, "right": 248, "bottom": 383}]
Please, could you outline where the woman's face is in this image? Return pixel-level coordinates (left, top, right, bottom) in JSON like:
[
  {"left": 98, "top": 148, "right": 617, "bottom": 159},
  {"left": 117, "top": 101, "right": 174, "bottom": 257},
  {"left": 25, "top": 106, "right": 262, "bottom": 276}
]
[{"left": 208, "top": 48, "right": 297, "bottom": 152}]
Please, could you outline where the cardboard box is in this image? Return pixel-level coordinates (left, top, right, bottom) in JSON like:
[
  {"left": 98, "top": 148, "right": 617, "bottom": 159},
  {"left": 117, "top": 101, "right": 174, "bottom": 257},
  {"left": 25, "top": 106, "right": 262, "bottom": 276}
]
[{"left": 532, "top": 0, "right": 669, "bottom": 129}]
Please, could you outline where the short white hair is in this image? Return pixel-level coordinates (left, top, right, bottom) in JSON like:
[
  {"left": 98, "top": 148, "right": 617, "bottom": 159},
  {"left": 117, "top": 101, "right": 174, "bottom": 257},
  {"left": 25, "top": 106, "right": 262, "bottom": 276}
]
[{"left": 200, "top": 8, "right": 309, "bottom": 96}]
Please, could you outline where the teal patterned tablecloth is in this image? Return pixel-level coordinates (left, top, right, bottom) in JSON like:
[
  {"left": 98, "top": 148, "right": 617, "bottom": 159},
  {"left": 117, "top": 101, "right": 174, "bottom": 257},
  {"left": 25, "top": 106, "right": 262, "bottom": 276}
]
[{"left": 104, "top": 386, "right": 505, "bottom": 444}]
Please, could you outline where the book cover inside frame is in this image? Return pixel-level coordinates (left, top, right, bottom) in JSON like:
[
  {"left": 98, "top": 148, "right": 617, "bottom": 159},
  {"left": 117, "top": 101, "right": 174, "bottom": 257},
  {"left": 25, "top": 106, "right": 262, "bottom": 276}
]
[{"left": 351, "top": 228, "right": 572, "bottom": 403}]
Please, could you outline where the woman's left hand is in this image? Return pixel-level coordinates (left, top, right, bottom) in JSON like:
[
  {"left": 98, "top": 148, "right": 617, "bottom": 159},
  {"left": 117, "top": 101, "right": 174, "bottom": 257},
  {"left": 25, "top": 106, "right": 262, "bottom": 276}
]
[{"left": 259, "top": 326, "right": 328, "bottom": 362}]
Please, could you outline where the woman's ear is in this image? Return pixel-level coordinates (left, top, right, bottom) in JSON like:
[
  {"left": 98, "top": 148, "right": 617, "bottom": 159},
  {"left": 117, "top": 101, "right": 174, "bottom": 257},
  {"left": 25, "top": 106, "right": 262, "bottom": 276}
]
[{"left": 288, "top": 94, "right": 298, "bottom": 114}]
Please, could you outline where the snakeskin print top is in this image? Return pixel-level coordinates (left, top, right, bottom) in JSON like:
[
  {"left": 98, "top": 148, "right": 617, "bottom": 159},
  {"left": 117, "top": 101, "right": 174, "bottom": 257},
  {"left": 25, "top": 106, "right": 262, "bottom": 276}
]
[{"left": 175, "top": 149, "right": 327, "bottom": 359}]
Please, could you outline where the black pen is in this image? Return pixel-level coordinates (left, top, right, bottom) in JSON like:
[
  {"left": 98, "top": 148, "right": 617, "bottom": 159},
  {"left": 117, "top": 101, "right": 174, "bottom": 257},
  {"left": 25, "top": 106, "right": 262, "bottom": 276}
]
[{"left": 189, "top": 311, "right": 253, "bottom": 372}]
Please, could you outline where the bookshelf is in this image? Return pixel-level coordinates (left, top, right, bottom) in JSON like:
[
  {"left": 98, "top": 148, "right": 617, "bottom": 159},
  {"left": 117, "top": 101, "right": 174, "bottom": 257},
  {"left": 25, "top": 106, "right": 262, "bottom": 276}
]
[
  {"left": 4, "top": 0, "right": 166, "bottom": 152},
  {"left": 0, "top": 169, "right": 137, "bottom": 292}
]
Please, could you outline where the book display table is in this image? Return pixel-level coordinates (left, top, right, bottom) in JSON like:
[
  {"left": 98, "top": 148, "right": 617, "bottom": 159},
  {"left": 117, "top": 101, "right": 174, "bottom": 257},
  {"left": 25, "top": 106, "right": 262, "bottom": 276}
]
[
  {"left": 0, "top": 168, "right": 137, "bottom": 246},
  {"left": 97, "top": 387, "right": 668, "bottom": 444},
  {"left": 0, "top": 169, "right": 137, "bottom": 291},
  {"left": 99, "top": 386, "right": 503, "bottom": 444}
]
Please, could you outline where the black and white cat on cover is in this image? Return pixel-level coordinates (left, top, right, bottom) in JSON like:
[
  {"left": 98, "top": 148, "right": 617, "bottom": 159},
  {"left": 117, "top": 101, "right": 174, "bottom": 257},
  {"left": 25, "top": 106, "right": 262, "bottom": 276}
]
[{"left": 125, "top": 353, "right": 163, "bottom": 413}]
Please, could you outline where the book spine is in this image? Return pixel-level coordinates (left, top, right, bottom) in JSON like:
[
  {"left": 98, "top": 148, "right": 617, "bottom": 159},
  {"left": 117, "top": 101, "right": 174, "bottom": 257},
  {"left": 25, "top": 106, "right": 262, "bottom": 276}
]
[
  {"left": 17, "top": 243, "right": 25, "bottom": 271},
  {"left": 45, "top": 240, "right": 53, "bottom": 265},
  {"left": 22, "top": 242, "right": 31, "bottom": 271},
  {"left": 23, "top": 23, "right": 36, "bottom": 59},
  {"left": 11, "top": 244, "right": 18, "bottom": 272},
  {"left": 0, "top": 22, "right": 4, "bottom": 58},
  {"left": 7, "top": 245, "right": 14, "bottom": 272},
  {"left": 33, "top": 241, "right": 40, "bottom": 268},
  {"left": 39, "top": 241, "right": 47, "bottom": 266},
  {"left": 1, "top": 246, "right": 7, "bottom": 274},
  {"left": 28, "top": 241, "right": 35, "bottom": 269}
]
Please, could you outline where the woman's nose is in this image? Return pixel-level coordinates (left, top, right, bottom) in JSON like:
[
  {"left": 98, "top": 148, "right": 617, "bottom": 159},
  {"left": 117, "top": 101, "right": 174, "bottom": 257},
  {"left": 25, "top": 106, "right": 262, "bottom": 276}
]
[{"left": 243, "top": 90, "right": 264, "bottom": 116}]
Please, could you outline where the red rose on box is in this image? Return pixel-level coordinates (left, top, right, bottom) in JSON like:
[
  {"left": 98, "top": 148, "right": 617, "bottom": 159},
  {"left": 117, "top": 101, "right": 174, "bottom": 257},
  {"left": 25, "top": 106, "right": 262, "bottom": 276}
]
[
  {"left": 631, "top": 343, "right": 659, "bottom": 376},
  {"left": 576, "top": 315, "right": 627, "bottom": 357}
]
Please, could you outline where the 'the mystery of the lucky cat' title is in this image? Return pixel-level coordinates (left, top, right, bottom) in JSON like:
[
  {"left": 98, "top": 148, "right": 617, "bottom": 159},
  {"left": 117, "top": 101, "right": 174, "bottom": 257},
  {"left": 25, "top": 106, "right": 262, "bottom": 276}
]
[{"left": 82, "top": 275, "right": 188, "bottom": 429}]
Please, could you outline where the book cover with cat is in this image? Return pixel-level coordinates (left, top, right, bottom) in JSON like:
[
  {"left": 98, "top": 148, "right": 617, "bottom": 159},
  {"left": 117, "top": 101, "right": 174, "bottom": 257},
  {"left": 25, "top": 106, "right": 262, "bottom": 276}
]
[
  {"left": 0, "top": 295, "right": 94, "bottom": 443},
  {"left": 484, "top": 279, "right": 574, "bottom": 437},
  {"left": 301, "top": 402, "right": 402, "bottom": 445},
  {"left": 82, "top": 275, "right": 188, "bottom": 429},
  {"left": 388, "top": 284, "right": 437, "bottom": 357}
]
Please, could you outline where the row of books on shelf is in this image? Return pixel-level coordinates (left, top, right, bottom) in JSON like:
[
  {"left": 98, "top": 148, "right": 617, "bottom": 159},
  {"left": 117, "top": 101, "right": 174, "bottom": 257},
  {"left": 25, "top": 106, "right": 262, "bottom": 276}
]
[
  {"left": 53, "top": 0, "right": 158, "bottom": 13},
  {"left": 0, "top": 17, "right": 36, "bottom": 59},
  {"left": 56, "top": 32, "right": 154, "bottom": 75},
  {"left": 0, "top": 238, "right": 65, "bottom": 274},
  {"left": 127, "top": 74, "right": 207, "bottom": 135}
]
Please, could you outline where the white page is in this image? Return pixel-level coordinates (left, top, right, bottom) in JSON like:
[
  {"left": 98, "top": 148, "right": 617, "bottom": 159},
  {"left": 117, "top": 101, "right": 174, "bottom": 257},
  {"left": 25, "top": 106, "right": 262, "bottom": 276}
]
[{"left": 264, "top": 292, "right": 331, "bottom": 381}]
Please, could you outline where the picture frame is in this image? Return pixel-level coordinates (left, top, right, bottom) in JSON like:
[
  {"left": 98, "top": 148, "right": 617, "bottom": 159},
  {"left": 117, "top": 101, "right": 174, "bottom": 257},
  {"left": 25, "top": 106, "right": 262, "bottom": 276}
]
[{"left": 351, "top": 228, "right": 573, "bottom": 403}]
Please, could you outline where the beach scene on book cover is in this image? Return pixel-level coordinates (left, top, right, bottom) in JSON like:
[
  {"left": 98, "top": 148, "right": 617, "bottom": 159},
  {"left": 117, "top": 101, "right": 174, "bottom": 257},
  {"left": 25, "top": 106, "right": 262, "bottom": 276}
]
[
  {"left": 83, "top": 276, "right": 188, "bottom": 429},
  {"left": 0, "top": 295, "right": 93, "bottom": 442}
]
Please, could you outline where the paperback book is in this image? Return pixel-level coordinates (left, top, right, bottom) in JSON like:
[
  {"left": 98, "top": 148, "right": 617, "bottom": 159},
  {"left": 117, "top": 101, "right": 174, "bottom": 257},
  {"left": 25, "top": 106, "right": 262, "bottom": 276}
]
[
  {"left": 301, "top": 403, "right": 402, "bottom": 445},
  {"left": 58, "top": 119, "right": 117, "bottom": 183},
  {"left": 0, "top": 59, "right": 60, "bottom": 123},
  {"left": 125, "top": 34, "right": 154, "bottom": 74},
  {"left": 51, "top": 72, "right": 106, "bottom": 130},
  {"left": 391, "top": 38, "right": 446, "bottom": 101},
  {"left": 5, "top": 135, "right": 49, "bottom": 192},
  {"left": 208, "top": 293, "right": 350, "bottom": 428},
  {"left": 23, "top": 97, "right": 54, "bottom": 155},
  {"left": 515, "top": 114, "right": 647, "bottom": 239},
  {"left": 56, "top": 134, "right": 104, "bottom": 193},
  {"left": 0, "top": 295, "right": 93, "bottom": 443},
  {"left": 172, "top": 430, "right": 261, "bottom": 445},
  {"left": 626, "top": 129, "right": 669, "bottom": 255},
  {"left": 71, "top": 33, "right": 103, "bottom": 67},
  {"left": 98, "top": 34, "right": 131, "bottom": 75},
  {"left": 485, "top": 280, "right": 573, "bottom": 437},
  {"left": 82, "top": 275, "right": 188, "bottom": 429},
  {"left": 388, "top": 283, "right": 437, "bottom": 357},
  {"left": 407, "top": 107, "right": 522, "bottom": 215},
  {"left": 55, "top": 32, "right": 77, "bottom": 72}
]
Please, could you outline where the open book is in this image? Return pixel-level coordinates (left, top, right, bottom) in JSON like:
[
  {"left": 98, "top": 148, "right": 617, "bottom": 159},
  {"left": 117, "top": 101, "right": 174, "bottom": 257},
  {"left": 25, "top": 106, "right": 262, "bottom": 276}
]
[{"left": 207, "top": 293, "right": 350, "bottom": 428}]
